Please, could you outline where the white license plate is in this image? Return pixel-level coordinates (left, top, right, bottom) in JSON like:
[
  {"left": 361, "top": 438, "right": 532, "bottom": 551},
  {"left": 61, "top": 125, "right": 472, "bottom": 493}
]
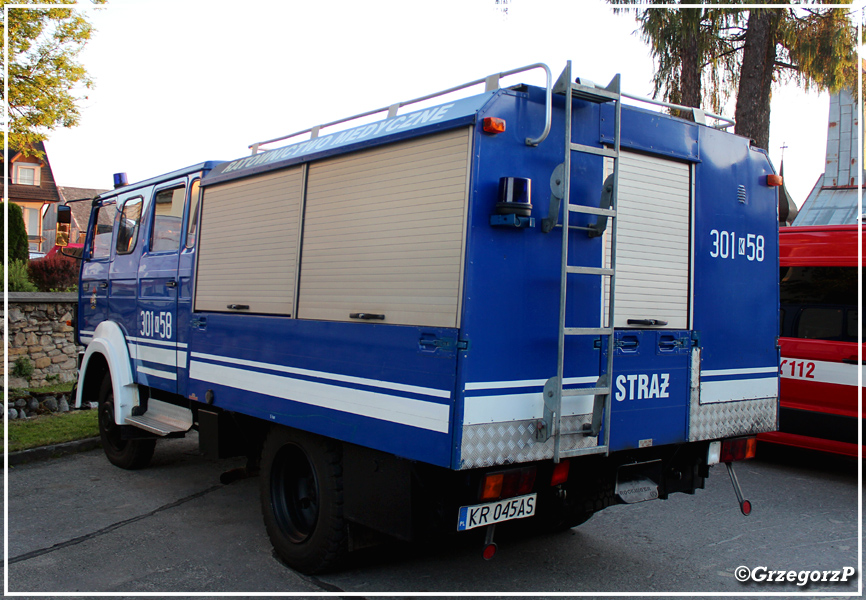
[{"left": 456, "top": 493, "right": 536, "bottom": 531}]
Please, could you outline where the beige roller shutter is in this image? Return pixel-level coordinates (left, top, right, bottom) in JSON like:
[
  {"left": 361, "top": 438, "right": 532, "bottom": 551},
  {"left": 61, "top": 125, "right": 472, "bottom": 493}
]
[
  {"left": 605, "top": 151, "right": 691, "bottom": 329},
  {"left": 195, "top": 167, "right": 304, "bottom": 314},
  {"left": 297, "top": 127, "right": 472, "bottom": 328}
]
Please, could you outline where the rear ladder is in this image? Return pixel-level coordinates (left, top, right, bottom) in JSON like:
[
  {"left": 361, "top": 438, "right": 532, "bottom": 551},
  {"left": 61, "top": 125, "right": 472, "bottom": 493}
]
[{"left": 537, "top": 61, "right": 622, "bottom": 462}]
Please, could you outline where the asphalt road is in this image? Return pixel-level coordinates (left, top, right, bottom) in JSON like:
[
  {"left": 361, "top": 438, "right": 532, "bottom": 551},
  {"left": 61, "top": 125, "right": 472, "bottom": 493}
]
[{"left": 4, "top": 434, "right": 861, "bottom": 595}]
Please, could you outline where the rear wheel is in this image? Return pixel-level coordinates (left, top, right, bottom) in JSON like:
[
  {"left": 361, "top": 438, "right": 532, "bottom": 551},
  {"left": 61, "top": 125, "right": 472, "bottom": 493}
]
[
  {"left": 260, "top": 427, "right": 347, "bottom": 574},
  {"left": 97, "top": 372, "right": 155, "bottom": 470}
]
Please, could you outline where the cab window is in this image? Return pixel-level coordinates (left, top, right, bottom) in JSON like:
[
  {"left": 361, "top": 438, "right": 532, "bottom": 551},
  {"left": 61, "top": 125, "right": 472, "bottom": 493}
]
[
  {"left": 115, "top": 197, "right": 143, "bottom": 255},
  {"left": 90, "top": 201, "right": 117, "bottom": 259},
  {"left": 186, "top": 180, "right": 201, "bottom": 249},
  {"left": 151, "top": 185, "right": 186, "bottom": 252}
]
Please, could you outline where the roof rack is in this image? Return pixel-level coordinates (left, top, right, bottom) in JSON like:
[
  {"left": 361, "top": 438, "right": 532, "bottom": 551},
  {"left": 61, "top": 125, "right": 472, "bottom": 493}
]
[
  {"left": 247, "top": 62, "right": 735, "bottom": 156},
  {"left": 248, "top": 63, "right": 552, "bottom": 155}
]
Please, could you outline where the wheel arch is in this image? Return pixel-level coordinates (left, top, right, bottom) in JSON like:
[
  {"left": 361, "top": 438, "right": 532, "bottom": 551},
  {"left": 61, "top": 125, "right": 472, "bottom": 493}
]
[{"left": 76, "top": 320, "right": 137, "bottom": 425}]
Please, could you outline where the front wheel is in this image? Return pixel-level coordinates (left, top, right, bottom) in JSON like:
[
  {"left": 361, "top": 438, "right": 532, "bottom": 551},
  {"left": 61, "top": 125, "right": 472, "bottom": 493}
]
[
  {"left": 97, "top": 372, "right": 155, "bottom": 470},
  {"left": 260, "top": 427, "right": 347, "bottom": 574}
]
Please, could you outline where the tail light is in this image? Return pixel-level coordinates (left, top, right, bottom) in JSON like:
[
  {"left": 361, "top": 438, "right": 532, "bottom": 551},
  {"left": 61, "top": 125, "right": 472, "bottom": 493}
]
[
  {"left": 551, "top": 460, "right": 570, "bottom": 486},
  {"left": 720, "top": 436, "right": 757, "bottom": 462},
  {"left": 479, "top": 466, "right": 536, "bottom": 501}
]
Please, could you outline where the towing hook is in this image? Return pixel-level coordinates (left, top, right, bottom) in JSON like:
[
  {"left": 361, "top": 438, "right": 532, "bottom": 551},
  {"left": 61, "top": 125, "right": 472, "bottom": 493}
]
[
  {"left": 482, "top": 524, "right": 497, "bottom": 560},
  {"left": 725, "top": 462, "right": 752, "bottom": 516}
]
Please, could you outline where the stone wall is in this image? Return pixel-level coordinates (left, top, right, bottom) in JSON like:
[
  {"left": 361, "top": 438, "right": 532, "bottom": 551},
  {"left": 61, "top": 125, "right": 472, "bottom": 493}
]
[{"left": 4, "top": 292, "right": 81, "bottom": 389}]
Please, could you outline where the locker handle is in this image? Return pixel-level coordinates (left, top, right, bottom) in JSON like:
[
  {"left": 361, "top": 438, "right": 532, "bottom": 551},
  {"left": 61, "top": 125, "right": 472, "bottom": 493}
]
[
  {"left": 627, "top": 319, "right": 668, "bottom": 327},
  {"left": 350, "top": 313, "right": 385, "bottom": 321}
]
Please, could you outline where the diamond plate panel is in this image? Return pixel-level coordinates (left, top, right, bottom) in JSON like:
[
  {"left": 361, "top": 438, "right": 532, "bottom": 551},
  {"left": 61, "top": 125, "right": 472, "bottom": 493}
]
[
  {"left": 460, "top": 415, "right": 596, "bottom": 469},
  {"left": 689, "top": 396, "right": 778, "bottom": 442}
]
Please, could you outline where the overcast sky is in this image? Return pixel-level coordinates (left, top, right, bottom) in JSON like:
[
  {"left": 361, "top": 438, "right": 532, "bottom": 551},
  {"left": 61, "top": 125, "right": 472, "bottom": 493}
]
[{"left": 38, "top": 0, "right": 852, "bottom": 206}]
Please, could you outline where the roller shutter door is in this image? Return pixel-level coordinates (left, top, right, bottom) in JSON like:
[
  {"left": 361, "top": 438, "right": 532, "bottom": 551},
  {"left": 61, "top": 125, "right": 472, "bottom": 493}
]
[
  {"left": 605, "top": 152, "right": 691, "bottom": 329},
  {"left": 195, "top": 167, "right": 304, "bottom": 314},
  {"left": 297, "top": 127, "right": 472, "bottom": 328}
]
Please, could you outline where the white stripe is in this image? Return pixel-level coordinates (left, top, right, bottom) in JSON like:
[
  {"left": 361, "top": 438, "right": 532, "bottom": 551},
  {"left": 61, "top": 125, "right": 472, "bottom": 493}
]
[
  {"left": 780, "top": 358, "right": 861, "bottom": 387},
  {"left": 177, "top": 351, "right": 187, "bottom": 369},
  {"left": 191, "top": 351, "right": 450, "bottom": 399},
  {"left": 702, "top": 366, "right": 779, "bottom": 377},
  {"left": 80, "top": 329, "right": 95, "bottom": 336},
  {"left": 463, "top": 393, "right": 593, "bottom": 425},
  {"left": 465, "top": 376, "right": 597, "bottom": 392},
  {"left": 138, "top": 366, "right": 177, "bottom": 381},
  {"left": 127, "top": 336, "right": 186, "bottom": 349},
  {"left": 130, "top": 343, "right": 177, "bottom": 368},
  {"left": 700, "top": 377, "right": 778, "bottom": 404},
  {"left": 80, "top": 335, "right": 93, "bottom": 343},
  {"left": 190, "top": 360, "right": 450, "bottom": 433}
]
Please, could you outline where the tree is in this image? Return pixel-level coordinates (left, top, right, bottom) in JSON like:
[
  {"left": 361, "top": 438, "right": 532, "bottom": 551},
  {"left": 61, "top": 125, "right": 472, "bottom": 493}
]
[
  {"left": 2, "top": 201, "right": 31, "bottom": 263},
  {"left": 0, "top": 0, "right": 104, "bottom": 155},
  {"left": 611, "top": 1, "right": 859, "bottom": 149},
  {"left": 612, "top": 4, "right": 740, "bottom": 118},
  {"left": 734, "top": 5, "right": 859, "bottom": 149}
]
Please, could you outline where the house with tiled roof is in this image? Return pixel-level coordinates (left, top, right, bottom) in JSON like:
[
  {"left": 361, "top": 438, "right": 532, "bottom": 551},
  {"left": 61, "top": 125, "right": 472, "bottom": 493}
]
[
  {"left": 58, "top": 186, "right": 110, "bottom": 244},
  {"left": 3, "top": 141, "right": 62, "bottom": 252}
]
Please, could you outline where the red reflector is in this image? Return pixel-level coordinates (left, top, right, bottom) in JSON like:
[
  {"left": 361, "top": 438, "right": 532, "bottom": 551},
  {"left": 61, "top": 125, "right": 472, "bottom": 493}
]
[
  {"left": 720, "top": 437, "right": 757, "bottom": 462},
  {"left": 551, "top": 460, "right": 570, "bottom": 487},
  {"left": 482, "top": 543, "right": 497, "bottom": 560},
  {"left": 766, "top": 174, "right": 783, "bottom": 187},
  {"left": 483, "top": 117, "right": 506, "bottom": 134},
  {"left": 741, "top": 500, "right": 752, "bottom": 516}
]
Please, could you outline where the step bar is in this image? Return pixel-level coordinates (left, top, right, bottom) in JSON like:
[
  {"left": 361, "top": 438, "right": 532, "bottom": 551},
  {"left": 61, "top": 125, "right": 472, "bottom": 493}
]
[{"left": 125, "top": 399, "right": 193, "bottom": 436}]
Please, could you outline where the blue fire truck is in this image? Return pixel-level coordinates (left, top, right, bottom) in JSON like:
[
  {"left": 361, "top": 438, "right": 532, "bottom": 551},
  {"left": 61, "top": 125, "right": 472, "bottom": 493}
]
[{"left": 58, "top": 62, "right": 780, "bottom": 574}]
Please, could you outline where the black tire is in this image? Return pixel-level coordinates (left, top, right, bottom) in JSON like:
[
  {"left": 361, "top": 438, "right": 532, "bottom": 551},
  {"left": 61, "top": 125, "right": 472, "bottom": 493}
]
[
  {"left": 260, "top": 426, "right": 347, "bottom": 574},
  {"left": 97, "top": 372, "right": 155, "bottom": 470}
]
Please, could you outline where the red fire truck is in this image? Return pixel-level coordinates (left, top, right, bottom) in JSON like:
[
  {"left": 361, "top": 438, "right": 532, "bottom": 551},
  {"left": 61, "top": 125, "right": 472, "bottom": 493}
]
[{"left": 760, "top": 224, "right": 862, "bottom": 456}]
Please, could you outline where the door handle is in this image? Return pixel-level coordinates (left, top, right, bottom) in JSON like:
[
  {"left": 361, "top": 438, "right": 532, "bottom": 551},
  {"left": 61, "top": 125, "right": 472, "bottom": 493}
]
[
  {"left": 166, "top": 280, "right": 178, "bottom": 288},
  {"left": 99, "top": 282, "right": 108, "bottom": 289}
]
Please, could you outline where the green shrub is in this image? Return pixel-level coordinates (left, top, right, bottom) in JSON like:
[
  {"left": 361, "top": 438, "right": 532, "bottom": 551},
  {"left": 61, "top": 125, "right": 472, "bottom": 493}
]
[
  {"left": 1, "top": 202, "right": 31, "bottom": 263},
  {"left": 12, "top": 357, "right": 34, "bottom": 378},
  {"left": 2, "top": 259, "right": 38, "bottom": 292}
]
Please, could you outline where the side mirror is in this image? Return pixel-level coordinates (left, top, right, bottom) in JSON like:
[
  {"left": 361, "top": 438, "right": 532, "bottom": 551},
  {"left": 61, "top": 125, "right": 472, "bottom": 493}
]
[{"left": 56, "top": 204, "right": 71, "bottom": 247}]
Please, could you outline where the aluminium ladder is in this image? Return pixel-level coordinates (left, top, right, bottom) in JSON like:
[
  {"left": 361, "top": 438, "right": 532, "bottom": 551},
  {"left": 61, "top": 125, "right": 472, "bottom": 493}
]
[{"left": 538, "top": 61, "right": 622, "bottom": 463}]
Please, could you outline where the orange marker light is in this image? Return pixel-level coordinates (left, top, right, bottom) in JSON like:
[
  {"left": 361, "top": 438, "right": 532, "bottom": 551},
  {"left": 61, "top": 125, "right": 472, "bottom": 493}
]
[
  {"left": 766, "top": 174, "right": 783, "bottom": 187},
  {"left": 483, "top": 117, "right": 506, "bottom": 134},
  {"left": 480, "top": 473, "right": 504, "bottom": 500}
]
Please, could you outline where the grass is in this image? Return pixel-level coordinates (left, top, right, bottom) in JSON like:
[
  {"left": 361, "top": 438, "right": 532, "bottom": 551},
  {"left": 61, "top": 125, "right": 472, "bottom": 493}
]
[
  {"left": 5, "top": 409, "right": 99, "bottom": 452},
  {"left": 19, "top": 381, "right": 75, "bottom": 394}
]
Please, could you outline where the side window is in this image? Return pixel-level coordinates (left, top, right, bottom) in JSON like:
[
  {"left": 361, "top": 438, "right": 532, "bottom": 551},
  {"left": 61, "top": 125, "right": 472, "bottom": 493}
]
[
  {"left": 90, "top": 201, "right": 117, "bottom": 259},
  {"left": 186, "top": 180, "right": 201, "bottom": 248},
  {"left": 151, "top": 185, "right": 186, "bottom": 253},
  {"left": 115, "top": 197, "right": 143, "bottom": 255},
  {"left": 847, "top": 308, "right": 859, "bottom": 340},
  {"left": 796, "top": 308, "right": 843, "bottom": 340},
  {"left": 780, "top": 266, "right": 858, "bottom": 341}
]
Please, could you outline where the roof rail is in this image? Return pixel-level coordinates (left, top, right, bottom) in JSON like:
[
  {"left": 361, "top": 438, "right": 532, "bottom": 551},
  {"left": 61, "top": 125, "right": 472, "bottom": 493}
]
[
  {"left": 621, "top": 91, "right": 735, "bottom": 129},
  {"left": 248, "top": 63, "right": 552, "bottom": 155},
  {"left": 247, "top": 62, "right": 734, "bottom": 156}
]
